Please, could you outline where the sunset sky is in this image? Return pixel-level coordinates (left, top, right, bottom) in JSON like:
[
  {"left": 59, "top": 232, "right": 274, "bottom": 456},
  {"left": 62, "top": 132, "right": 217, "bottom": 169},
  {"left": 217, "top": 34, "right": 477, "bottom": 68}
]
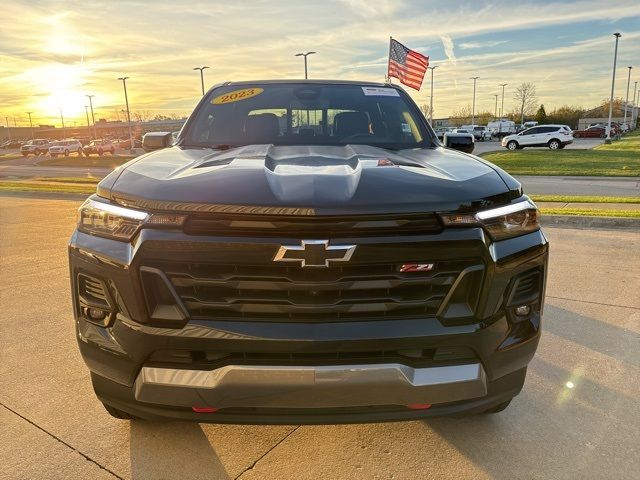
[{"left": 1, "top": 0, "right": 639, "bottom": 128}]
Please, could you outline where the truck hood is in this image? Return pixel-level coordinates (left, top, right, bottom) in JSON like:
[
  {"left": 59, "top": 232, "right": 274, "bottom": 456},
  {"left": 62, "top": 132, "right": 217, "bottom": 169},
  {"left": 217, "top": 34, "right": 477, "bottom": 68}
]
[{"left": 101, "top": 144, "right": 521, "bottom": 215}]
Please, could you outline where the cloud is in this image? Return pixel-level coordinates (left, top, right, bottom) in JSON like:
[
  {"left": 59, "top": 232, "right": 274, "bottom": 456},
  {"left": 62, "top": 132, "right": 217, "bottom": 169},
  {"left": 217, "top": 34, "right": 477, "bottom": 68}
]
[
  {"left": 335, "top": 0, "right": 401, "bottom": 17},
  {"left": 460, "top": 40, "right": 509, "bottom": 49},
  {"left": 440, "top": 35, "right": 456, "bottom": 65}
]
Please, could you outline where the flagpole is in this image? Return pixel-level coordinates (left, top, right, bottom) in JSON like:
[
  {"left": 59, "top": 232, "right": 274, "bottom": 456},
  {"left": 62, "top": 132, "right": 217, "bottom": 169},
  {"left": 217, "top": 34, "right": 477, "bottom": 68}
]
[{"left": 386, "top": 36, "right": 393, "bottom": 84}]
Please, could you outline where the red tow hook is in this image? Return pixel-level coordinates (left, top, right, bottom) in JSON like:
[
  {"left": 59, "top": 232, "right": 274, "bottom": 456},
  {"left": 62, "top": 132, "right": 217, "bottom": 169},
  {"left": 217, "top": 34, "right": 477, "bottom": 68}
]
[{"left": 192, "top": 406, "right": 219, "bottom": 413}]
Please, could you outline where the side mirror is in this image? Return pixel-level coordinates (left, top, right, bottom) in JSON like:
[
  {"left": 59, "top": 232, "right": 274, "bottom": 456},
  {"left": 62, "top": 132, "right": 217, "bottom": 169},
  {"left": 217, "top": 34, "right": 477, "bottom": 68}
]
[
  {"left": 443, "top": 132, "right": 474, "bottom": 154},
  {"left": 142, "top": 132, "right": 172, "bottom": 152}
]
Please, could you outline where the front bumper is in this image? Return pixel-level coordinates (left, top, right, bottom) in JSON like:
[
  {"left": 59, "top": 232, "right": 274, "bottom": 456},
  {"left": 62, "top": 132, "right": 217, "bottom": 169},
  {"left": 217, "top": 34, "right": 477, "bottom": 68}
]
[{"left": 70, "top": 221, "right": 548, "bottom": 423}]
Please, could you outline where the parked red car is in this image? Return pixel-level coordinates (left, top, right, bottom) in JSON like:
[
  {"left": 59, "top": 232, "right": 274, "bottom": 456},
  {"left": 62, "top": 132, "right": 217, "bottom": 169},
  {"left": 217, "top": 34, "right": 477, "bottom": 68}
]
[{"left": 573, "top": 126, "right": 607, "bottom": 138}]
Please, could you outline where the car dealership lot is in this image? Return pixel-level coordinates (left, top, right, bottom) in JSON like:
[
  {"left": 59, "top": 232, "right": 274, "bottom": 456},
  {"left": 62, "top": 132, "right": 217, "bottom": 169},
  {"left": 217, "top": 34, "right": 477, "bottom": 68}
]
[{"left": 1, "top": 195, "right": 639, "bottom": 480}]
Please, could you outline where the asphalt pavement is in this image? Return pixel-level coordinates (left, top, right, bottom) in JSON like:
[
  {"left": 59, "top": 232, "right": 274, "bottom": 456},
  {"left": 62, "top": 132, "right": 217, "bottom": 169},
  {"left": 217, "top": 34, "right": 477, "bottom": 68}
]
[{"left": 1, "top": 194, "right": 638, "bottom": 480}]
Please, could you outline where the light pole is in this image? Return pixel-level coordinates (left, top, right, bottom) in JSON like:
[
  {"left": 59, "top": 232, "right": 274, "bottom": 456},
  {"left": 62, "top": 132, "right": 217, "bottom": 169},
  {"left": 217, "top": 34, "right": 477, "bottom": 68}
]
[
  {"left": 294, "top": 52, "right": 316, "bottom": 79},
  {"left": 5, "top": 117, "right": 11, "bottom": 140},
  {"left": 493, "top": 94, "right": 499, "bottom": 119},
  {"left": 26, "top": 112, "right": 34, "bottom": 139},
  {"left": 193, "top": 66, "right": 210, "bottom": 96},
  {"left": 84, "top": 105, "right": 91, "bottom": 134},
  {"left": 428, "top": 65, "right": 439, "bottom": 125},
  {"left": 623, "top": 66, "right": 632, "bottom": 131},
  {"left": 606, "top": 33, "right": 621, "bottom": 143},
  {"left": 470, "top": 76, "right": 480, "bottom": 125},
  {"left": 118, "top": 77, "right": 134, "bottom": 151},
  {"left": 633, "top": 81, "right": 638, "bottom": 128},
  {"left": 60, "top": 109, "right": 66, "bottom": 139},
  {"left": 86, "top": 94, "right": 97, "bottom": 139},
  {"left": 499, "top": 83, "right": 507, "bottom": 118}
]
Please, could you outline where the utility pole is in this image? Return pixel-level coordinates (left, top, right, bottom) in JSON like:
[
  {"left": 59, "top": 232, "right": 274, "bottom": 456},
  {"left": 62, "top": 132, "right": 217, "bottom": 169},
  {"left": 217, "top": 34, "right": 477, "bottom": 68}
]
[
  {"left": 428, "top": 65, "right": 439, "bottom": 125},
  {"left": 499, "top": 83, "right": 507, "bottom": 117},
  {"left": 493, "top": 94, "right": 499, "bottom": 119},
  {"left": 294, "top": 52, "right": 316, "bottom": 79},
  {"left": 606, "top": 33, "right": 621, "bottom": 143},
  {"left": 5, "top": 117, "right": 10, "bottom": 140},
  {"left": 623, "top": 66, "right": 632, "bottom": 131},
  {"left": 86, "top": 95, "right": 97, "bottom": 139},
  {"left": 470, "top": 76, "right": 480, "bottom": 125},
  {"left": 118, "top": 77, "right": 134, "bottom": 151},
  {"left": 84, "top": 105, "right": 91, "bottom": 134},
  {"left": 60, "top": 109, "right": 66, "bottom": 139},
  {"left": 26, "top": 112, "right": 34, "bottom": 139},
  {"left": 193, "top": 66, "right": 210, "bottom": 96}
]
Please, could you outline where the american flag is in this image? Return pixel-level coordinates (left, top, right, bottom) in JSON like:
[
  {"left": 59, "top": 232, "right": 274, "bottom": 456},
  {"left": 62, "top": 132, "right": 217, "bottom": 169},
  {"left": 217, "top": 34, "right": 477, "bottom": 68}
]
[{"left": 387, "top": 38, "right": 429, "bottom": 90}]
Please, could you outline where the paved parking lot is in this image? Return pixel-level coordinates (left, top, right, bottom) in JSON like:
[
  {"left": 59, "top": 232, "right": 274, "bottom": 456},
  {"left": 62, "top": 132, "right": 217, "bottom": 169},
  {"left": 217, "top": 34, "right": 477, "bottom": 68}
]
[
  {"left": 1, "top": 194, "right": 639, "bottom": 480},
  {"left": 471, "top": 137, "right": 604, "bottom": 155}
]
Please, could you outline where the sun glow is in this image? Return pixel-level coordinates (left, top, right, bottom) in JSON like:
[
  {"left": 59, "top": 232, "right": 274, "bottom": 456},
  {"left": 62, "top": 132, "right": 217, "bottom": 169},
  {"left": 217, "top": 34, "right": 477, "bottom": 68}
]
[{"left": 25, "top": 63, "right": 92, "bottom": 120}]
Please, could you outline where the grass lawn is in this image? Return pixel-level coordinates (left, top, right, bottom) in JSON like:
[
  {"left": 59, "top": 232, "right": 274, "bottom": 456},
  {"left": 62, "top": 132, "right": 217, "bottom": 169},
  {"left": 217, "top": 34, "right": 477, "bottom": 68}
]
[
  {"left": 481, "top": 149, "right": 640, "bottom": 176},
  {"left": 530, "top": 195, "right": 640, "bottom": 204},
  {"left": 595, "top": 129, "right": 640, "bottom": 152},
  {"left": 37, "top": 154, "right": 137, "bottom": 168},
  {"left": 0, "top": 181, "right": 95, "bottom": 194},
  {"left": 540, "top": 208, "right": 640, "bottom": 218}
]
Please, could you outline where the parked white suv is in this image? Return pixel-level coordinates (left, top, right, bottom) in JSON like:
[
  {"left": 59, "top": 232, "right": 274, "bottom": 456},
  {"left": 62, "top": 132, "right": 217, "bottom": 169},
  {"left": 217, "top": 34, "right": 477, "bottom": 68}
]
[
  {"left": 501, "top": 125, "right": 573, "bottom": 150},
  {"left": 48, "top": 139, "right": 83, "bottom": 157},
  {"left": 20, "top": 139, "right": 50, "bottom": 156}
]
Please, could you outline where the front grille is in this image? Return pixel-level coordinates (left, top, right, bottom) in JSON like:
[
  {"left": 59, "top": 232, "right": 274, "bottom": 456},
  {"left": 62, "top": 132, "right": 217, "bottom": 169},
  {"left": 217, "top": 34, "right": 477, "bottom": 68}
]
[
  {"left": 183, "top": 213, "right": 442, "bottom": 237},
  {"left": 147, "top": 346, "right": 478, "bottom": 369},
  {"left": 143, "top": 259, "right": 479, "bottom": 322}
]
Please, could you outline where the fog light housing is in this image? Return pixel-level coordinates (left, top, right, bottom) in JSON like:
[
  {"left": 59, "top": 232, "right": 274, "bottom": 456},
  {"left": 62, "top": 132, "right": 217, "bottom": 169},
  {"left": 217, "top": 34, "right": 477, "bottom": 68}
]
[
  {"left": 515, "top": 305, "right": 531, "bottom": 317},
  {"left": 87, "top": 307, "right": 108, "bottom": 322}
]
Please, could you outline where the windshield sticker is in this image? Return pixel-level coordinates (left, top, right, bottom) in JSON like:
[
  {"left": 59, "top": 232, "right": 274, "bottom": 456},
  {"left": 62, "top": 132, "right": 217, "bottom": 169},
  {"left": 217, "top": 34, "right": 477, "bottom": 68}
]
[
  {"left": 212, "top": 88, "right": 264, "bottom": 105},
  {"left": 361, "top": 86, "right": 400, "bottom": 97},
  {"left": 401, "top": 123, "right": 412, "bottom": 133}
]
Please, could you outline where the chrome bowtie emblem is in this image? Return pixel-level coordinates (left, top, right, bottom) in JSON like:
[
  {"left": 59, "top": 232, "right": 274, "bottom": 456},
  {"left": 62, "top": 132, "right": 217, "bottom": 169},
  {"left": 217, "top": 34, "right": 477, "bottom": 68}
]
[{"left": 273, "top": 240, "right": 356, "bottom": 268}]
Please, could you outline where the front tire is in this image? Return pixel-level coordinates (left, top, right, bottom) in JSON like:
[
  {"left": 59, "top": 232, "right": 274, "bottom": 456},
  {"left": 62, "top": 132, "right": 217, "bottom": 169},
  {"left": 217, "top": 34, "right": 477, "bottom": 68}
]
[
  {"left": 507, "top": 140, "right": 518, "bottom": 150},
  {"left": 102, "top": 403, "right": 140, "bottom": 420},
  {"left": 548, "top": 139, "right": 560, "bottom": 150}
]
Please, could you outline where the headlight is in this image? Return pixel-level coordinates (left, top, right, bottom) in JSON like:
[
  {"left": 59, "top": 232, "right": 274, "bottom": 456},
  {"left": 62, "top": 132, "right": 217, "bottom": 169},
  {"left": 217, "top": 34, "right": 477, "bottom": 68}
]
[
  {"left": 440, "top": 200, "right": 540, "bottom": 240},
  {"left": 77, "top": 198, "right": 185, "bottom": 241}
]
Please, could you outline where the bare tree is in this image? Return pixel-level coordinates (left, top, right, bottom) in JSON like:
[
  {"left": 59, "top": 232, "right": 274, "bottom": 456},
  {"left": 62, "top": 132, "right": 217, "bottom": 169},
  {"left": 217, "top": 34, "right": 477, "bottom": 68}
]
[
  {"left": 419, "top": 103, "right": 431, "bottom": 119},
  {"left": 514, "top": 82, "right": 537, "bottom": 125}
]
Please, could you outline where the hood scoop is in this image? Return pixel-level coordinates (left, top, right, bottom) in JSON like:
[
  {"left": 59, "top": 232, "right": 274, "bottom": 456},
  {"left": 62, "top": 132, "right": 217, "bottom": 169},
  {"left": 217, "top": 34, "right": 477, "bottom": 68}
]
[{"left": 263, "top": 145, "right": 363, "bottom": 203}]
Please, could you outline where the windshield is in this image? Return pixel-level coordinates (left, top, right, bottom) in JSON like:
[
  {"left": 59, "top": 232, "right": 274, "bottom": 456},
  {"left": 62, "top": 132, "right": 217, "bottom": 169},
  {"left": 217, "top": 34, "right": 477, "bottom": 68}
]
[{"left": 185, "top": 83, "right": 433, "bottom": 150}]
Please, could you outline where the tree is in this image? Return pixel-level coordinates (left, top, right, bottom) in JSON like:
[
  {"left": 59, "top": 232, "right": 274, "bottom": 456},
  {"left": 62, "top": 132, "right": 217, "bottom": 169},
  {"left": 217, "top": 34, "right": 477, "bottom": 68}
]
[
  {"left": 546, "top": 105, "right": 585, "bottom": 129},
  {"left": 535, "top": 104, "right": 547, "bottom": 124},
  {"left": 514, "top": 82, "right": 537, "bottom": 125},
  {"left": 419, "top": 103, "right": 431, "bottom": 120}
]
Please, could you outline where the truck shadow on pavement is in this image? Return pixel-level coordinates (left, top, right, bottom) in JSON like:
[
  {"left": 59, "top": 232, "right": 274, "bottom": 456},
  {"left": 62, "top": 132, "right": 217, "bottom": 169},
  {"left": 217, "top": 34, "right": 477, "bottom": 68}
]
[
  {"left": 426, "top": 303, "right": 638, "bottom": 479},
  {"left": 130, "top": 421, "right": 230, "bottom": 480}
]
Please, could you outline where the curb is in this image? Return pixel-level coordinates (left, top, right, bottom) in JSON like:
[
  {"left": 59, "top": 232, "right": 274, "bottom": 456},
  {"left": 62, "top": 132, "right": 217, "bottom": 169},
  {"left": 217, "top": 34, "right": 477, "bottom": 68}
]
[{"left": 541, "top": 214, "right": 640, "bottom": 231}]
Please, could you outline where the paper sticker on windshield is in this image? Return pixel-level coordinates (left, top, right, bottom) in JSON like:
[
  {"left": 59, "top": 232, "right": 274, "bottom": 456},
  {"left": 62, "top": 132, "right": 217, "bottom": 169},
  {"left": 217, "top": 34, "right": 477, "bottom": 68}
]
[
  {"left": 401, "top": 123, "right": 412, "bottom": 133},
  {"left": 212, "top": 88, "right": 264, "bottom": 105},
  {"left": 361, "top": 87, "right": 400, "bottom": 97}
]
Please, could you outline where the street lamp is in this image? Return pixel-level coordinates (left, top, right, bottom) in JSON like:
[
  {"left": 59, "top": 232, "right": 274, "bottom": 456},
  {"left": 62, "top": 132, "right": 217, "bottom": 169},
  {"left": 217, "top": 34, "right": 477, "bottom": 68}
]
[
  {"left": 499, "top": 83, "right": 508, "bottom": 118},
  {"left": 86, "top": 94, "right": 97, "bottom": 139},
  {"left": 294, "top": 52, "right": 316, "bottom": 79},
  {"left": 470, "top": 76, "right": 480, "bottom": 125},
  {"left": 193, "top": 66, "right": 210, "bottom": 96},
  {"left": 117, "top": 77, "right": 134, "bottom": 151},
  {"left": 493, "top": 94, "right": 499, "bottom": 119},
  {"left": 623, "top": 66, "right": 632, "bottom": 131},
  {"left": 5, "top": 116, "right": 10, "bottom": 140},
  {"left": 633, "top": 81, "right": 638, "bottom": 128},
  {"left": 26, "top": 111, "right": 34, "bottom": 139},
  {"left": 428, "top": 65, "right": 439, "bottom": 125},
  {"left": 606, "top": 33, "right": 621, "bottom": 143}
]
